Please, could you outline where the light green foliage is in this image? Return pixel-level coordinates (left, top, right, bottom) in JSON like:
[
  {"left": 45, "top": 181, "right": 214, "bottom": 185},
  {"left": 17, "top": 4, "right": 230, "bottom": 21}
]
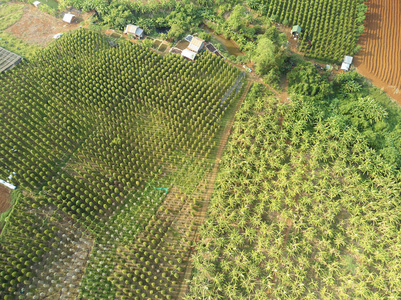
[
  {"left": 188, "top": 83, "right": 401, "bottom": 299},
  {"left": 227, "top": 5, "right": 246, "bottom": 31},
  {"left": 101, "top": 2, "right": 132, "bottom": 29},
  {"left": 0, "top": 32, "right": 40, "bottom": 60},
  {"left": 0, "top": 2, "right": 24, "bottom": 31},
  {"left": 252, "top": 36, "right": 276, "bottom": 74}
]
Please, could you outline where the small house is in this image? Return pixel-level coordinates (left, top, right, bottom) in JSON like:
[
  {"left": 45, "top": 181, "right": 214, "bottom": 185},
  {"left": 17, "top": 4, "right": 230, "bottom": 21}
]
[
  {"left": 33, "top": 1, "right": 41, "bottom": 7},
  {"left": 63, "top": 13, "right": 75, "bottom": 24},
  {"left": 0, "top": 47, "right": 22, "bottom": 73},
  {"left": 344, "top": 56, "right": 353, "bottom": 65},
  {"left": 341, "top": 56, "right": 353, "bottom": 71},
  {"left": 187, "top": 36, "right": 205, "bottom": 53},
  {"left": 291, "top": 25, "right": 302, "bottom": 36},
  {"left": 181, "top": 49, "right": 197, "bottom": 61},
  {"left": 124, "top": 25, "right": 144, "bottom": 38},
  {"left": 341, "top": 62, "right": 350, "bottom": 71}
]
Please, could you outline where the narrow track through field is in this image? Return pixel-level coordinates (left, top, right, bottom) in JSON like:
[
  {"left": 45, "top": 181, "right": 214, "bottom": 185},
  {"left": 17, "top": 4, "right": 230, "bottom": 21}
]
[{"left": 177, "top": 79, "right": 252, "bottom": 299}]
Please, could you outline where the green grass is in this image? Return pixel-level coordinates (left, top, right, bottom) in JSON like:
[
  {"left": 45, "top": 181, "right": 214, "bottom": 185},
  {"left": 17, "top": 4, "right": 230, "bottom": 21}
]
[
  {"left": 0, "top": 32, "right": 41, "bottom": 60},
  {"left": 0, "top": 2, "right": 24, "bottom": 31},
  {"left": 41, "top": 0, "right": 58, "bottom": 10}
]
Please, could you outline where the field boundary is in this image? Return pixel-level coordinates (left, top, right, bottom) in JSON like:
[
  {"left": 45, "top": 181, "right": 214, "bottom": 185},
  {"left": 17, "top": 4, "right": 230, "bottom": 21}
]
[{"left": 178, "top": 79, "right": 252, "bottom": 298}]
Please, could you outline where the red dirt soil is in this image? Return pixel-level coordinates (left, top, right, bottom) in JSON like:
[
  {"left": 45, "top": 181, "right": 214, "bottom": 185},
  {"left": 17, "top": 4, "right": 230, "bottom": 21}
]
[
  {"left": 0, "top": 184, "right": 11, "bottom": 214},
  {"left": 354, "top": 0, "right": 401, "bottom": 104},
  {"left": 5, "top": 6, "right": 92, "bottom": 47}
]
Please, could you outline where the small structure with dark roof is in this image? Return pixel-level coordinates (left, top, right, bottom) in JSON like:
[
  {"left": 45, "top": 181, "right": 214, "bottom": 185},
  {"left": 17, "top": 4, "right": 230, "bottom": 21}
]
[
  {"left": 0, "top": 47, "right": 22, "bottom": 73},
  {"left": 124, "top": 24, "right": 144, "bottom": 38}
]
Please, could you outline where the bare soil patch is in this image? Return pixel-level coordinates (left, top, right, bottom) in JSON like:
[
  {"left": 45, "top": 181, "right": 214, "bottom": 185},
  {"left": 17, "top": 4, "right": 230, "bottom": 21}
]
[
  {"left": 5, "top": 6, "right": 92, "bottom": 47},
  {"left": 0, "top": 183, "right": 11, "bottom": 214},
  {"left": 354, "top": 0, "right": 401, "bottom": 104}
]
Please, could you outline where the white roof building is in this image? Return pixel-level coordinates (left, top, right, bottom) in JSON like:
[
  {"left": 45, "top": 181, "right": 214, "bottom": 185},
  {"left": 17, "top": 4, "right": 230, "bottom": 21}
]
[
  {"left": 124, "top": 25, "right": 144, "bottom": 38},
  {"left": 187, "top": 36, "right": 204, "bottom": 53},
  {"left": 53, "top": 33, "right": 63, "bottom": 39},
  {"left": 63, "top": 13, "right": 75, "bottom": 24},
  {"left": 344, "top": 56, "right": 353, "bottom": 64},
  {"left": 33, "top": 1, "right": 41, "bottom": 7},
  {"left": 181, "top": 49, "right": 197, "bottom": 61},
  {"left": 341, "top": 62, "right": 350, "bottom": 71},
  {"left": 341, "top": 56, "right": 353, "bottom": 71}
]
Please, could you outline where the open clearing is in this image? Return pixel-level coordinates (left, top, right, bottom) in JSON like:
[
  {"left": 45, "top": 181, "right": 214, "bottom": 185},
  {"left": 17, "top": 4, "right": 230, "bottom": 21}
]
[
  {"left": 5, "top": 6, "right": 91, "bottom": 47},
  {"left": 0, "top": 184, "right": 11, "bottom": 214},
  {"left": 354, "top": 0, "right": 401, "bottom": 104}
]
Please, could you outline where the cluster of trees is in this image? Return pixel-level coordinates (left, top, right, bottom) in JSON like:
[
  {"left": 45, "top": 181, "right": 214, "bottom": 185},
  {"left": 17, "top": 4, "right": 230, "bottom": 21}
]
[
  {"left": 187, "top": 82, "right": 401, "bottom": 298},
  {"left": 0, "top": 29, "right": 242, "bottom": 298},
  {"left": 59, "top": 0, "right": 207, "bottom": 40}
]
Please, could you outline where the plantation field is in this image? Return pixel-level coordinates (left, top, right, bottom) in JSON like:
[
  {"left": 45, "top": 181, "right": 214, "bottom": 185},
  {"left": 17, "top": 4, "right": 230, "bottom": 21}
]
[
  {"left": 354, "top": 0, "right": 401, "bottom": 104},
  {"left": 188, "top": 84, "right": 401, "bottom": 299},
  {"left": 255, "top": 0, "right": 366, "bottom": 62},
  {"left": 0, "top": 29, "right": 244, "bottom": 299}
]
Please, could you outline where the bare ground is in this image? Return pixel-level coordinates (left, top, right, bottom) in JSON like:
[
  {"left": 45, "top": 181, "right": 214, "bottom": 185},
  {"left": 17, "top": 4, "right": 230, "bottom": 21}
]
[
  {"left": 0, "top": 183, "right": 11, "bottom": 214},
  {"left": 5, "top": 6, "right": 93, "bottom": 47}
]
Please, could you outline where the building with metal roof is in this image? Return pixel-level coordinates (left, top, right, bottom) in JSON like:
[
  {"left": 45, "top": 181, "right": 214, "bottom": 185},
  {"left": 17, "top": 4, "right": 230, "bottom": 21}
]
[
  {"left": 124, "top": 25, "right": 144, "bottom": 38},
  {"left": 181, "top": 49, "right": 197, "bottom": 61},
  {"left": 63, "top": 13, "right": 75, "bottom": 23},
  {"left": 187, "top": 36, "right": 204, "bottom": 53},
  {"left": 0, "top": 47, "right": 22, "bottom": 73},
  {"left": 344, "top": 56, "right": 353, "bottom": 64},
  {"left": 341, "top": 56, "right": 354, "bottom": 71}
]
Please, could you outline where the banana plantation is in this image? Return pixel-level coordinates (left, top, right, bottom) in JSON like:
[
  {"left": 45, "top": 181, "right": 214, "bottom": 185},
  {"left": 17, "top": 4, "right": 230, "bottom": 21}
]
[{"left": 187, "top": 84, "right": 401, "bottom": 299}]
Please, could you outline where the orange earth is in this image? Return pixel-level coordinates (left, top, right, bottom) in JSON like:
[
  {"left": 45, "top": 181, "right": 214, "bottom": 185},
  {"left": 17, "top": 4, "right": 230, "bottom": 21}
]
[
  {"left": 353, "top": 0, "right": 401, "bottom": 104},
  {"left": 0, "top": 184, "right": 11, "bottom": 215}
]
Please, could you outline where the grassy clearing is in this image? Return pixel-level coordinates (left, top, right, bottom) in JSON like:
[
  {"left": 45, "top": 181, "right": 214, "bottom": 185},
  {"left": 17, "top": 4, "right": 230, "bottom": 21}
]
[
  {"left": 0, "top": 2, "right": 24, "bottom": 31},
  {"left": 0, "top": 32, "right": 40, "bottom": 60}
]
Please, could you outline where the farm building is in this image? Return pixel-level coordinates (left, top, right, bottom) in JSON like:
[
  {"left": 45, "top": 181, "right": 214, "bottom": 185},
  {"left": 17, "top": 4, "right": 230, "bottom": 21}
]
[
  {"left": 341, "top": 56, "right": 354, "bottom": 71},
  {"left": 63, "top": 13, "right": 75, "bottom": 24},
  {"left": 291, "top": 25, "right": 302, "bottom": 36},
  {"left": 187, "top": 37, "right": 205, "bottom": 53},
  {"left": 0, "top": 47, "right": 22, "bottom": 73},
  {"left": 181, "top": 49, "right": 197, "bottom": 61},
  {"left": 33, "top": 1, "right": 41, "bottom": 7},
  {"left": 124, "top": 25, "right": 144, "bottom": 38}
]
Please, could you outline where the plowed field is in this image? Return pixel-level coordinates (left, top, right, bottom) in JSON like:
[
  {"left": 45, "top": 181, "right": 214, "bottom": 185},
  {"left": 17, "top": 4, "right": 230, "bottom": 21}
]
[
  {"left": 354, "top": 0, "right": 401, "bottom": 104},
  {"left": 0, "top": 184, "right": 11, "bottom": 214}
]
